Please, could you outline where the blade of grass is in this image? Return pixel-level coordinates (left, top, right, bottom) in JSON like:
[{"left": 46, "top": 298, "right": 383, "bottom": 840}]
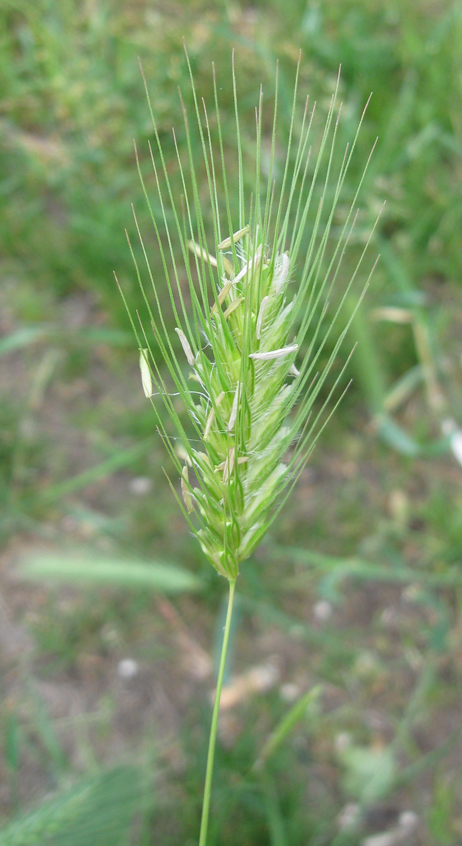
[
  {"left": 20, "top": 552, "right": 201, "bottom": 593},
  {"left": 255, "top": 685, "right": 322, "bottom": 769},
  {"left": 28, "top": 438, "right": 154, "bottom": 506},
  {"left": 275, "top": 546, "right": 462, "bottom": 589}
]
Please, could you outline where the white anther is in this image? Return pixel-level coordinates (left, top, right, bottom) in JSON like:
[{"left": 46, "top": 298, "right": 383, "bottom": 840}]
[
  {"left": 218, "top": 279, "right": 233, "bottom": 304},
  {"left": 228, "top": 381, "right": 240, "bottom": 432},
  {"left": 222, "top": 447, "right": 235, "bottom": 482},
  {"left": 223, "top": 297, "right": 243, "bottom": 320},
  {"left": 217, "top": 225, "right": 249, "bottom": 250},
  {"left": 222, "top": 256, "right": 235, "bottom": 277},
  {"left": 211, "top": 279, "right": 234, "bottom": 315},
  {"left": 249, "top": 344, "right": 298, "bottom": 361},
  {"left": 234, "top": 244, "right": 262, "bottom": 284},
  {"left": 175, "top": 328, "right": 196, "bottom": 367},
  {"left": 175, "top": 444, "right": 192, "bottom": 465},
  {"left": 256, "top": 296, "right": 269, "bottom": 340},
  {"left": 139, "top": 348, "right": 153, "bottom": 397},
  {"left": 204, "top": 391, "right": 225, "bottom": 439},
  {"left": 187, "top": 240, "right": 218, "bottom": 267}
]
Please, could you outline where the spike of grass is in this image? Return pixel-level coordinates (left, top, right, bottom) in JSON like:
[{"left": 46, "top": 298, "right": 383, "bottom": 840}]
[{"left": 120, "top": 51, "right": 377, "bottom": 846}]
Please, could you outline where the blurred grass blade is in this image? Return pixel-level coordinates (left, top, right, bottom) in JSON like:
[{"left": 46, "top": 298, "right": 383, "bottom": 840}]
[
  {"left": 275, "top": 546, "right": 462, "bottom": 589},
  {"left": 0, "top": 766, "right": 143, "bottom": 846},
  {"left": 260, "top": 775, "right": 288, "bottom": 846},
  {"left": 394, "top": 725, "right": 462, "bottom": 790},
  {"left": 34, "top": 439, "right": 154, "bottom": 505},
  {"left": 4, "top": 713, "right": 20, "bottom": 773},
  {"left": 376, "top": 414, "right": 421, "bottom": 457},
  {"left": 378, "top": 238, "right": 416, "bottom": 297},
  {"left": 351, "top": 303, "right": 387, "bottom": 415},
  {"left": 339, "top": 744, "right": 396, "bottom": 803},
  {"left": 0, "top": 326, "right": 133, "bottom": 356},
  {"left": 28, "top": 682, "right": 68, "bottom": 777},
  {"left": 255, "top": 685, "right": 322, "bottom": 768},
  {"left": 384, "top": 364, "right": 423, "bottom": 412},
  {"left": 0, "top": 327, "right": 49, "bottom": 355},
  {"left": 20, "top": 552, "right": 201, "bottom": 593},
  {"left": 78, "top": 328, "right": 133, "bottom": 346},
  {"left": 377, "top": 414, "right": 450, "bottom": 458}
]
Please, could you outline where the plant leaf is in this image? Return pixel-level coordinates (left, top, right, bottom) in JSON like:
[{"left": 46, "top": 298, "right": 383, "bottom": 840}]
[{"left": 20, "top": 552, "right": 201, "bottom": 593}]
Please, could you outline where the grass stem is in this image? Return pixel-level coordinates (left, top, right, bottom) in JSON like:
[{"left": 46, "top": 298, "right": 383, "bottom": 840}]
[{"left": 198, "top": 577, "right": 236, "bottom": 846}]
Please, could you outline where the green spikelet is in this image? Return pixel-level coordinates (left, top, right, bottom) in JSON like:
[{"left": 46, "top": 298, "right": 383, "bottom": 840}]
[
  {"left": 180, "top": 232, "right": 299, "bottom": 579},
  {"left": 119, "top": 51, "right": 379, "bottom": 583}
]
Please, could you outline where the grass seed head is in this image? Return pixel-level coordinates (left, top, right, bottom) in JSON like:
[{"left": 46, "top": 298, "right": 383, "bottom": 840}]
[
  {"left": 127, "top": 53, "right": 377, "bottom": 581},
  {"left": 173, "top": 232, "right": 301, "bottom": 579}
]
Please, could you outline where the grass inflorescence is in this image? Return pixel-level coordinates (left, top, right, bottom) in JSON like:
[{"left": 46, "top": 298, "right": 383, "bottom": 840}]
[{"left": 121, "top": 50, "right": 378, "bottom": 584}]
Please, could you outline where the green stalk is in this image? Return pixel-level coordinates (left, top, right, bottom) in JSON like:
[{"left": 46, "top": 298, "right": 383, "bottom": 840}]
[{"left": 199, "top": 578, "right": 236, "bottom": 846}]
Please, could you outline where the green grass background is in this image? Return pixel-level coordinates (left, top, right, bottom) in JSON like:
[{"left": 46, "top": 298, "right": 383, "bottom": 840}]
[{"left": 1, "top": 1, "right": 462, "bottom": 844}]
